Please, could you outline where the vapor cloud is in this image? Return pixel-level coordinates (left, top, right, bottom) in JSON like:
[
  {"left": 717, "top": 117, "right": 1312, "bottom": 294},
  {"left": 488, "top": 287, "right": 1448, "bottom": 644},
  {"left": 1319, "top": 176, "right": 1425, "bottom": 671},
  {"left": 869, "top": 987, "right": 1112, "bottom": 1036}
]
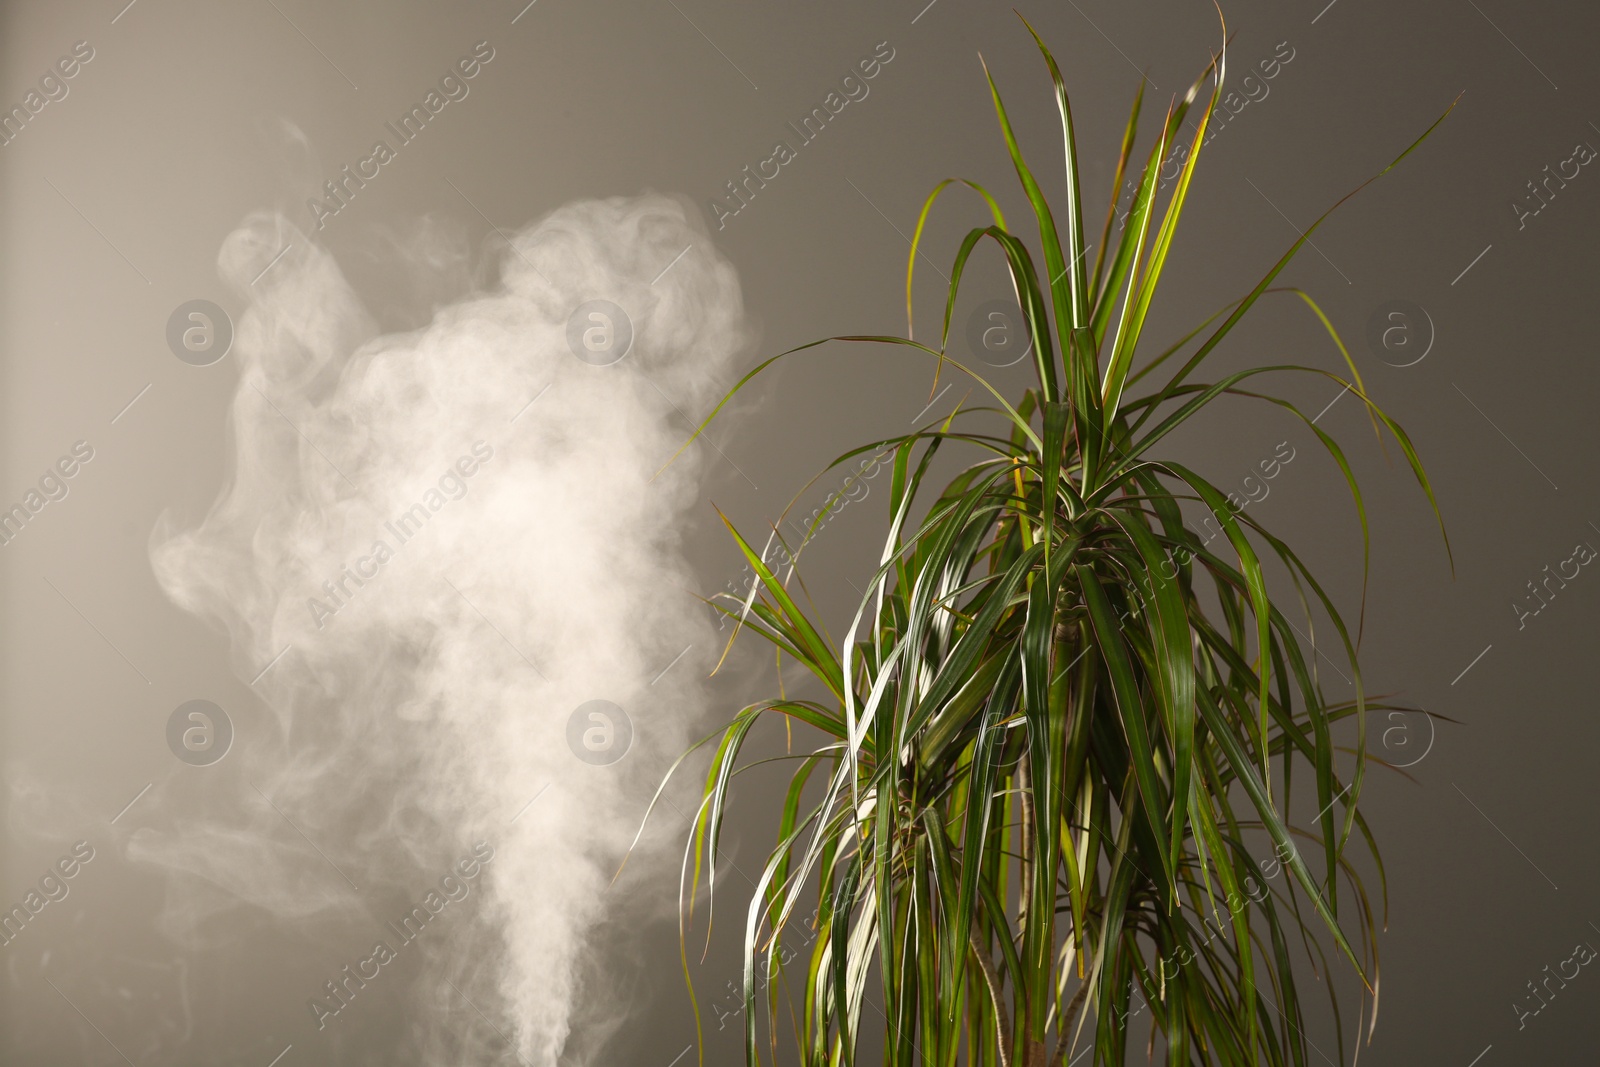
[{"left": 140, "top": 193, "right": 749, "bottom": 1063}]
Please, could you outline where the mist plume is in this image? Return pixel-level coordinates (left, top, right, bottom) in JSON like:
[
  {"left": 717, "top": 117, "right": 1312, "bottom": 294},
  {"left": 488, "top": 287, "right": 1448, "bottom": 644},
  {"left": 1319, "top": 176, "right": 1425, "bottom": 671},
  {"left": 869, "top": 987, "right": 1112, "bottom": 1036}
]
[{"left": 140, "top": 193, "right": 749, "bottom": 1064}]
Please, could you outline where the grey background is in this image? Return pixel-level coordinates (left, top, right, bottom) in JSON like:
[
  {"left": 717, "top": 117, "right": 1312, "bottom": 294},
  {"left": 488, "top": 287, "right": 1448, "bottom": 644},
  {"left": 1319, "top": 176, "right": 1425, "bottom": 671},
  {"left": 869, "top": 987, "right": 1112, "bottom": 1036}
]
[{"left": 2, "top": 0, "right": 1597, "bottom": 1063}]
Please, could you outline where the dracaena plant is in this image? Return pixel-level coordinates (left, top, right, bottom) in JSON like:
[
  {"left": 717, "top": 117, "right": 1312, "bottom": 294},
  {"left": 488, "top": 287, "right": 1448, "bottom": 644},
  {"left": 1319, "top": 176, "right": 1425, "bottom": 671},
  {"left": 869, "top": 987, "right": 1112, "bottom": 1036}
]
[{"left": 650, "top": 15, "right": 1451, "bottom": 1067}]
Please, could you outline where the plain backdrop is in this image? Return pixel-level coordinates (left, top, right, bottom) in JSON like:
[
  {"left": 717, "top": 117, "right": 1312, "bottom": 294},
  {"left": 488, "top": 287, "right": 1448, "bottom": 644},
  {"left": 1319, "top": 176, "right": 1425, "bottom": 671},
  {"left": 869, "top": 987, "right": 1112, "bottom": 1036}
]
[{"left": 3, "top": 1, "right": 1598, "bottom": 1064}]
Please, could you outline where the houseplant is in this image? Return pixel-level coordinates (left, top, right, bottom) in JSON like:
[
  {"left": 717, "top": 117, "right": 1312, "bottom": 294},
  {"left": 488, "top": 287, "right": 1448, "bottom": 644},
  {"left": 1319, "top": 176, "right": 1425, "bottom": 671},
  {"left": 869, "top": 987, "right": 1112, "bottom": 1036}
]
[{"left": 654, "top": 15, "right": 1450, "bottom": 1066}]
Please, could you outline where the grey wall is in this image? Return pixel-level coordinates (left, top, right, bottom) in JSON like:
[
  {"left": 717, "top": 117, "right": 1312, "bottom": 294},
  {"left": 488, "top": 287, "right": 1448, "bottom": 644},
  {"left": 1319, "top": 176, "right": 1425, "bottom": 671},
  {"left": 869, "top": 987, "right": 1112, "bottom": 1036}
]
[{"left": 2, "top": 0, "right": 1597, "bottom": 1064}]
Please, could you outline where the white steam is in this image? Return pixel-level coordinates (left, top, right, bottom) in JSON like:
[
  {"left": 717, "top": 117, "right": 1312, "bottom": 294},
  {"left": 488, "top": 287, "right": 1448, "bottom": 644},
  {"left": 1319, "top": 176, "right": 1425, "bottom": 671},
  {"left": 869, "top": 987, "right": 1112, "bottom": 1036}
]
[{"left": 141, "top": 195, "right": 747, "bottom": 1063}]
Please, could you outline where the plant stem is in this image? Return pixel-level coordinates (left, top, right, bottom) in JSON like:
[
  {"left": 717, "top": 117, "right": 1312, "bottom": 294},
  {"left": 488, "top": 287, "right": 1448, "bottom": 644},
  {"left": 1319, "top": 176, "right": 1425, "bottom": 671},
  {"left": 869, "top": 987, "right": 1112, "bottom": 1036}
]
[
  {"left": 970, "top": 928, "right": 1013, "bottom": 1067},
  {"left": 1050, "top": 980, "right": 1091, "bottom": 1067}
]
